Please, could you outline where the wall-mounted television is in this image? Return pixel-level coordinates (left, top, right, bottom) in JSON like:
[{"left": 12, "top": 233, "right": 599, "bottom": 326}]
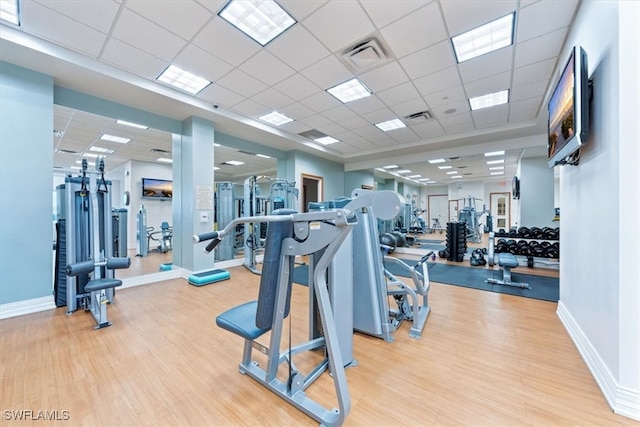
[
  {"left": 547, "top": 45, "right": 591, "bottom": 167},
  {"left": 142, "top": 178, "right": 172, "bottom": 200}
]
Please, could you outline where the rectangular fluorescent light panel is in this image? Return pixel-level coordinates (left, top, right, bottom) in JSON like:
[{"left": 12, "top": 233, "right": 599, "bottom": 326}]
[
  {"left": 89, "top": 146, "right": 115, "bottom": 154},
  {"left": 489, "top": 166, "right": 504, "bottom": 170},
  {"left": 100, "top": 134, "right": 131, "bottom": 144},
  {"left": 157, "top": 158, "right": 173, "bottom": 163},
  {"left": 327, "top": 78, "right": 371, "bottom": 103},
  {"left": 408, "top": 174, "right": 421, "bottom": 178},
  {"left": 315, "top": 136, "right": 339, "bottom": 145},
  {"left": 0, "top": 0, "right": 19, "bottom": 25},
  {"left": 469, "top": 90, "right": 509, "bottom": 111},
  {"left": 452, "top": 13, "right": 514, "bottom": 63},
  {"left": 490, "top": 171, "right": 504, "bottom": 175},
  {"left": 219, "top": 0, "right": 296, "bottom": 46},
  {"left": 438, "top": 165, "right": 453, "bottom": 170},
  {"left": 383, "top": 165, "right": 399, "bottom": 169},
  {"left": 451, "top": 175, "right": 462, "bottom": 179},
  {"left": 446, "top": 171, "right": 458, "bottom": 175},
  {"left": 256, "top": 154, "right": 271, "bottom": 159},
  {"left": 375, "top": 118, "right": 406, "bottom": 131},
  {"left": 259, "top": 111, "right": 293, "bottom": 126},
  {"left": 428, "top": 158, "right": 446, "bottom": 164},
  {"left": 487, "top": 159, "right": 505, "bottom": 165},
  {"left": 427, "top": 181, "right": 437, "bottom": 184},
  {"left": 116, "top": 119, "right": 148, "bottom": 129},
  {"left": 224, "top": 160, "right": 245, "bottom": 166},
  {"left": 396, "top": 170, "right": 411, "bottom": 174},
  {"left": 213, "top": 166, "right": 220, "bottom": 170},
  {"left": 484, "top": 150, "right": 505, "bottom": 157},
  {"left": 418, "top": 178, "right": 430, "bottom": 182},
  {"left": 157, "top": 65, "right": 211, "bottom": 95}
]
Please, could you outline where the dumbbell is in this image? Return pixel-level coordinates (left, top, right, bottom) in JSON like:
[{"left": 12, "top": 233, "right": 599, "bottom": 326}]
[
  {"left": 530, "top": 227, "right": 544, "bottom": 239},
  {"left": 518, "top": 227, "right": 531, "bottom": 238}
]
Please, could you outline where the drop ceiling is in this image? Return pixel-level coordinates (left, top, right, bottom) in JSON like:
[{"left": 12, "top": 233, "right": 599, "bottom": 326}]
[{"left": 1, "top": 0, "right": 580, "bottom": 185}]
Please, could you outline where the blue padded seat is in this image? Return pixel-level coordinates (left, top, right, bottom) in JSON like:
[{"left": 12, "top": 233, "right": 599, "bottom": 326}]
[
  {"left": 497, "top": 252, "right": 518, "bottom": 268},
  {"left": 84, "top": 278, "right": 122, "bottom": 292},
  {"left": 216, "top": 300, "right": 270, "bottom": 340}
]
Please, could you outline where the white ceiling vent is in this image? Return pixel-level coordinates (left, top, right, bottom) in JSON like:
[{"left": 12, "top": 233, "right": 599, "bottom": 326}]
[
  {"left": 404, "top": 110, "right": 433, "bottom": 125},
  {"left": 341, "top": 38, "right": 389, "bottom": 72}
]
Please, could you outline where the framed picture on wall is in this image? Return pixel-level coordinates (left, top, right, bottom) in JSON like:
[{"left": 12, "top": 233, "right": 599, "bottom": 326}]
[{"left": 361, "top": 184, "right": 374, "bottom": 190}]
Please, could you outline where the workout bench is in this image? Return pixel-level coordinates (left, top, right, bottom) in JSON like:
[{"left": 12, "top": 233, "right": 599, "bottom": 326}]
[{"left": 486, "top": 252, "right": 530, "bottom": 289}]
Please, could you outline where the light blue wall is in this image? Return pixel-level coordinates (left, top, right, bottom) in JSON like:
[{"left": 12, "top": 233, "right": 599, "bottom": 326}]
[
  {"left": 519, "top": 157, "right": 555, "bottom": 228},
  {"left": 290, "top": 150, "right": 345, "bottom": 202},
  {"left": 0, "top": 62, "right": 54, "bottom": 304},
  {"left": 344, "top": 170, "right": 374, "bottom": 196}
]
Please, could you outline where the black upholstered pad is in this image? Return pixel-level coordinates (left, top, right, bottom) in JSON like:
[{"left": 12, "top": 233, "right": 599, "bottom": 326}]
[{"left": 84, "top": 278, "right": 122, "bottom": 292}]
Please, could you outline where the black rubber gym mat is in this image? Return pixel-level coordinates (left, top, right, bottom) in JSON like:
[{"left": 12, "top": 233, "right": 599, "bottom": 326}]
[
  {"left": 417, "top": 244, "right": 447, "bottom": 251},
  {"left": 416, "top": 239, "right": 445, "bottom": 244}
]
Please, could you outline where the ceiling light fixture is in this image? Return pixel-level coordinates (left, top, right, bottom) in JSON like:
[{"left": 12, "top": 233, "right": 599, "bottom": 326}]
[
  {"left": 116, "top": 119, "right": 148, "bottom": 129},
  {"left": 490, "top": 171, "right": 504, "bottom": 175},
  {"left": 451, "top": 13, "right": 515, "bottom": 63},
  {"left": 486, "top": 159, "right": 505, "bottom": 165},
  {"left": 408, "top": 174, "right": 421, "bottom": 178},
  {"left": 256, "top": 154, "right": 271, "bottom": 159},
  {"left": 469, "top": 90, "right": 509, "bottom": 111},
  {"left": 383, "top": 165, "right": 399, "bottom": 169},
  {"left": 218, "top": 0, "right": 296, "bottom": 46},
  {"left": 258, "top": 111, "right": 293, "bottom": 126},
  {"left": 157, "top": 158, "right": 173, "bottom": 163},
  {"left": 224, "top": 160, "right": 245, "bottom": 166},
  {"left": 89, "top": 146, "right": 115, "bottom": 154},
  {"left": 446, "top": 171, "right": 458, "bottom": 175},
  {"left": 213, "top": 166, "right": 220, "bottom": 170},
  {"left": 427, "top": 181, "right": 437, "bottom": 184},
  {"left": 327, "top": 78, "right": 371, "bottom": 103},
  {"left": 157, "top": 65, "right": 211, "bottom": 95},
  {"left": 484, "top": 150, "right": 505, "bottom": 157},
  {"left": 417, "top": 178, "right": 430, "bottom": 182},
  {"left": 100, "top": 134, "right": 131, "bottom": 144},
  {"left": 438, "top": 165, "right": 453, "bottom": 170},
  {"left": 315, "top": 136, "right": 340, "bottom": 145},
  {"left": 375, "top": 118, "right": 406, "bottom": 131},
  {"left": 451, "top": 175, "right": 462, "bottom": 179},
  {"left": 0, "top": 0, "right": 19, "bottom": 25},
  {"left": 428, "top": 158, "right": 446, "bottom": 164},
  {"left": 396, "top": 169, "right": 411, "bottom": 174},
  {"left": 489, "top": 166, "right": 505, "bottom": 170}
]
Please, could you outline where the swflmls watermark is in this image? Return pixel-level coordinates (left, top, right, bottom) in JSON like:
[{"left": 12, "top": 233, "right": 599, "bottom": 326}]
[{"left": 3, "top": 410, "right": 70, "bottom": 421}]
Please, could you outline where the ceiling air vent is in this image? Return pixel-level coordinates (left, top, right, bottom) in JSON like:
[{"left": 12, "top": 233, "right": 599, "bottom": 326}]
[
  {"left": 404, "top": 110, "right": 433, "bottom": 125},
  {"left": 56, "top": 149, "right": 78, "bottom": 154},
  {"left": 238, "top": 150, "right": 257, "bottom": 156},
  {"left": 448, "top": 156, "right": 462, "bottom": 161},
  {"left": 150, "top": 148, "right": 171, "bottom": 154},
  {"left": 341, "top": 38, "right": 389, "bottom": 72}
]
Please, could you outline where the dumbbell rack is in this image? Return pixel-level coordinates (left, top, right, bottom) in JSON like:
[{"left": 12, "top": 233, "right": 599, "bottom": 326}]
[
  {"left": 487, "top": 227, "right": 560, "bottom": 269},
  {"left": 446, "top": 222, "right": 467, "bottom": 262}
]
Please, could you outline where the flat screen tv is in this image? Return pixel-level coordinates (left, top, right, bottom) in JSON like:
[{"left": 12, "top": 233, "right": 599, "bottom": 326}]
[
  {"left": 142, "top": 178, "right": 172, "bottom": 200},
  {"left": 547, "top": 45, "right": 590, "bottom": 167}
]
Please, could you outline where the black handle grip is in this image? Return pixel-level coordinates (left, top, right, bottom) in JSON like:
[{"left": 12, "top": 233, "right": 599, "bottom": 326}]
[
  {"left": 204, "top": 238, "right": 222, "bottom": 253},
  {"left": 419, "top": 251, "right": 434, "bottom": 264},
  {"left": 106, "top": 257, "right": 131, "bottom": 270},
  {"left": 193, "top": 231, "right": 219, "bottom": 243}
]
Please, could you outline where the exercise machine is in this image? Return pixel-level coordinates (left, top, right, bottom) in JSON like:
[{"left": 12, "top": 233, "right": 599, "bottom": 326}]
[
  {"left": 136, "top": 204, "right": 148, "bottom": 257},
  {"left": 457, "top": 195, "right": 490, "bottom": 243},
  {"left": 214, "top": 181, "right": 238, "bottom": 261},
  {"left": 111, "top": 208, "right": 128, "bottom": 257},
  {"left": 147, "top": 221, "right": 172, "bottom": 253}
]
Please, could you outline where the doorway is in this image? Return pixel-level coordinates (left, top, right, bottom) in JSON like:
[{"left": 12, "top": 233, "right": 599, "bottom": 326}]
[
  {"left": 301, "top": 174, "right": 323, "bottom": 212},
  {"left": 448, "top": 199, "right": 460, "bottom": 223},
  {"left": 490, "top": 192, "right": 511, "bottom": 231}
]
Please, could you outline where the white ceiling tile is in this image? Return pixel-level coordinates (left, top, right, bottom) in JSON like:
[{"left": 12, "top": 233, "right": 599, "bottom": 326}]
[
  {"left": 126, "top": 0, "right": 212, "bottom": 40},
  {"left": 345, "top": 95, "right": 386, "bottom": 115},
  {"left": 239, "top": 50, "right": 296, "bottom": 86},
  {"left": 195, "top": 0, "right": 226, "bottom": 14},
  {"left": 509, "top": 97, "right": 542, "bottom": 122},
  {"left": 511, "top": 80, "right": 548, "bottom": 102},
  {"left": 322, "top": 106, "right": 358, "bottom": 122},
  {"left": 430, "top": 98, "right": 471, "bottom": 118},
  {"left": 514, "top": 28, "right": 566, "bottom": 68},
  {"left": 197, "top": 84, "right": 245, "bottom": 108},
  {"left": 438, "top": 111, "right": 473, "bottom": 127},
  {"left": 193, "top": 18, "right": 262, "bottom": 67},
  {"left": 368, "top": 133, "right": 397, "bottom": 147},
  {"left": 216, "top": 70, "right": 268, "bottom": 98},
  {"left": 332, "top": 143, "right": 360, "bottom": 154},
  {"left": 101, "top": 38, "right": 168, "bottom": 79},
  {"left": 443, "top": 122, "right": 476, "bottom": 135},
  {"left": 302, "top": 1, "right": 375, "bottom": 52},
  {"left": 389, "top": 98, "right": 429, "bottom": 118},
  {"left": 173, "top": 44, "right": 234, "bottom": 83},
  {"left": 232, "top": 99, "right": 270, "bottom": 118},
  {"left": 377, "top": 82, "right": 421, "bottom": 106},
  {"left": 337, "top": 115, "right": 371, "bottom": 131},
  {"left": 112, "top": 9, "right": 186, "bottom": 62},
  {"left": 413, "top": 66, "right": 462, "bottom": 96},
  {"left": 359, "top": 61, "right": 410, "bottom": 93},
  {"left": 32, "top": 0, "right": 119, "bottom": 33},
  {"left": 458, "top": 46, "right": 513, "bottom": 83},
  {"left": 301, "top": 55, "right": 353, "bottom": 90},
  {"left": 21, "top": 1, "right": 107, "bottom": 56},
  {"left": 353, "top": 126, "right": 383, "bottom": 139},
  {"left": 347, "top": 137, "right": 378, "bottom": 149},
  {"left": 361, "top": 108, "right": 397, "bottom": 124},
  {"left": 299, "top": 91, "right": 342, "bottom": 113},
  {"left": 440, "top": 0, "right": 516, "bottom": 36},
  {"left": 359, "top": 0, "right": 426, "bottom": 29},
  {"left": 472, "top": 104, "right": 510, "bottom": 126},
  {"left": 380, "top": 2, "right": 447, "bottom": 58},
  {"left": 252, "top": 88, "right": 295, "bottom": 110},
  {"left": 267, "top": 25, "right": 331, "bottom": 71},
  {"left": 411, "top": 120, "right": 447, "bottom": 139},
  {"left": 388, "top": 127, "right": 419, "bottom": 144},
  {"left": 464, "top": 71, "right": 511, "bottom": 98},
  {"left": 278, "top": 120, "right": 312, "bottom": 135},
  {"left": 317, "top": 122, "right": 347, "bottom": 136},
  {"left": 423, "top": 85, "right": 467, "bottom": 109},
  {"left": 279, "top": 0, "right": 329, "bottom": 21},
  {"left": 279, "top": 102, "right": 316, "bottom": 121},
  {"left": 512, "top": 58, "right": 556, "bottom": 87},
  {"left": 274, "top": 74, "right": 321, "bottom": 101},
  {"left": 300, "top": 113, "right": 333, "bottom": 129},
  {"left": 517, "top": 0, "right": 578, "bottom": 43},
  {"left": 475, "top": 114, "right": 509, "bottom": 129},
  {"left": 399, "top": 41, "right": 456, "bottom": 80}
]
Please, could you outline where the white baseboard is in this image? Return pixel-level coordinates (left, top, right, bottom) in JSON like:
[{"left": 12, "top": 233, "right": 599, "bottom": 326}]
[
  {"left": 557, "top": 301, "right": 640, "bottom": 421},
  {"left": 0, "top": 296, "right": 57, "bottom": 320},
  {"left": 120, "top": 267, "right": 188, "bottom": 289}
]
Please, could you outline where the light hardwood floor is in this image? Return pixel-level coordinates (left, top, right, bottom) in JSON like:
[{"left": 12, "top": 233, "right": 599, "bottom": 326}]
[{"left": 1, "top": 264, "right": 636, "bottom": 426}]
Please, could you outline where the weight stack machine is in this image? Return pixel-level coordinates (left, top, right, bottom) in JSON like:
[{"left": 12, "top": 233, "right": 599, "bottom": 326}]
[{"left": 446, "top": 222, "right": 467, "bottom": 262}]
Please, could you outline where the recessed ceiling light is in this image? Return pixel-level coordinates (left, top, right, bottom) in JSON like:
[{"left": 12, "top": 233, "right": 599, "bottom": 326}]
[
  {"left": 116, "top": 119, "right": 148, "bottom": 129},
  {"left": 417, "top": 178, "right": 430, "bottom": 182},
  {"left": 157, "top": 158, "right": 173, "bottom": 163},
  {"left": 469, "top": 90, "right": 509, "bottom": 111},
  {"left": 258, "top": 111, "right": 293, "bottom": 126},
  {"left": 0, "top": 0, "right": 19, "bottom": 25},
  {"left": 451, "top": 13, "right": 515, "bottom": 63},
  {"left": 89, "top": 146, "right": 115, "bottom": 154},
  {"left": 407, "top": 174, "right": 421, "bottom": 178},
  {"left": 490, "top": 171, "right": 504, "bottom": 175},
  {"left": 100, "top": 134, "right": 131, "bottom": 144},
  {"left": 489, "top": 166, "right": 505, "bottom": 170},
  {"left": 256, "top": 154, "right": 271, "bottom": 159},
  {"left": 327, "top": 78, "right": 371, "bottom": 103},
  {"left": 224, "top": 160, "right": 245, "bottom": 166},
  {"left": 70, "top": 166, "right": 82, "bottom": 171},
  {"left": 427, "top": 181, "right": 437, "bottom": 184},
  {"left": 383, "top": 165, "right": 399, "bottom": 169},
  {"left": 157, "top": 65, "right": 211, "bottom": 95},
  {"left": 375, "top": 118, "right": 406, "bottom": 131},
  {"left": 446, "top": 171, "right": 458, "bottom": 175},
  {"left": 218, "top": 0, "right": 296, "bottom": 46},
  {"left": 484, "top": 150, "right": 505, "bottom": 157},
  {"left": 214, "top": 143, "right": 221, "bottom": 147},
  {"left": 213, "top": 166, "right": 220, "bottom": 171},
  {"left": 451, "top": 175, "right": 462, "bottom": 179},
  {"left": 396, "top": 169, "right": 411, "bottom": 174},
  {"left": 438, "top": 165, "right": 453, "bottom": 170},
  {"left": 428, "top": 159, "right": 446, "bottom": 164},
  {"left": 82, "top": 153, "right": 100, "bottom": 158},
  {"left": 487, "top": 159, "right": 505, "bottom": 165},
  {"left": 315, "top": 136, "right": 340, "bottom": 145}
]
